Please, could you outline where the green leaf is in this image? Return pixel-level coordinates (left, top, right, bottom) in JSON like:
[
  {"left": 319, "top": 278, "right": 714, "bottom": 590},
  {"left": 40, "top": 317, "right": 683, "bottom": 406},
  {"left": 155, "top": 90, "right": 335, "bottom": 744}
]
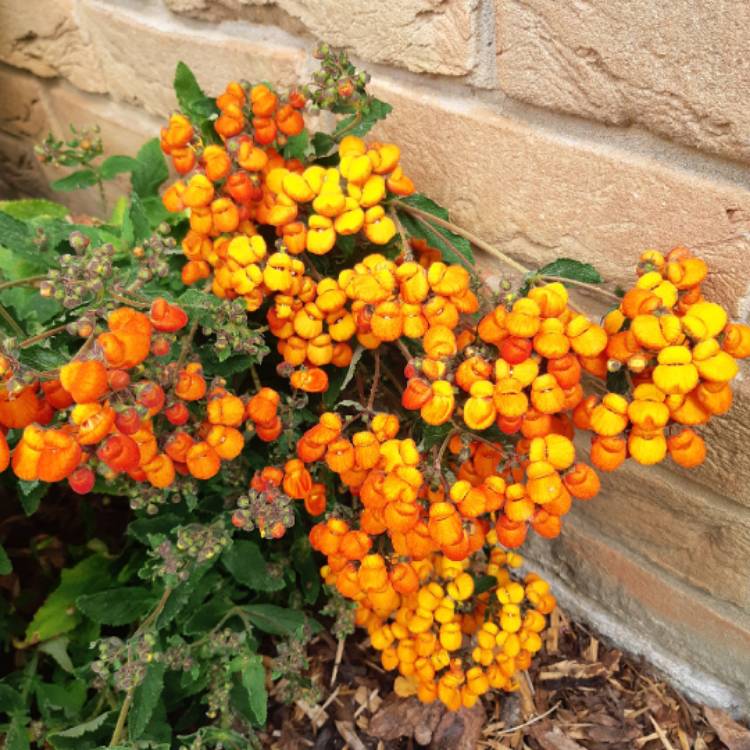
[
  {"left": 283, "top": 132, "right": 313, "bottom": 161},
  {"left": 241, "top": 655, "right": 267, "bottom": 727},
  {"left": 183, "top": 595, "right": 235, "bottom": 635},
  {"left": 311, "top": 132, "right": 336, "bottom": 157},
  {"left": 536, "top": 258, "right": 602, "bottom": 284},
  {"left": 323, "top": 344, "right": 363, "bottom": 408},
  {"left": 50, "top": 169, "right": 99, "bottom": 192},
  {"left": 131, "top": 138, "right": 169, "bottom": 199},
  {"left": 98, "top": 155, "right": 140, "bottom": 180},
  {"left": 17, "top": 480, "right": 48, "bottom": 516},
  {"left": 76, "top": 586, "right": 158, "bottom": 626},
  {"left": 5, "top": 715, "right": 30, "bottom": 750},
  {"left": 129, "top": 662, "right": 166, "bottom": 741},
  {"left": 176, "top": 287, "right": 222, "bottom": 325},
  {"left": 291, "top": 536, "right": 320, "bottom": 605},
  {"left": 396, "top": 194, "right": 474, "bottom": 267},
  {"left": 47, "top": 711, "right": 113, "bottom": 750},
  {"left": 173, "top": 62, "right": 219, "bottom": 143},
  {"left": 420, "top": 422, "right": 454, "bottom": 451},
  {"left": 334, "top": 98, "right": 392, "bottom": 139},
  {"left": 221, "top": 540, "right": 286, "bottom": 593},
  {"left": 0, "top": 212, "right": 34, "bottom": 255},
  {"left": 0, "top": 542, "right": 11, "bottom": 575},
  {"left": 0, "top": 199, "right": 68, "bottom": 220},
  {"left": 35, "top": 679, "right": 87, "bottom": 719},
  {"left": 122, "top": 193, "right": 151, "bottom": 246},
  {"left": 473, "top": 575, "right": 497, "bottom": 595},
  {"left": 127, "top": 513, "right": 183, "bottom": 545},
  {"left": 0, "top": 683, "right": 24, "bottom": 715},
  {"left": 242, "top": 604, "right": 315, "bottom": 637},
  {"left": 22, "top": 555, "right": 111, "bottom": 645},
  {"left": 38, "top": 636, "right": 74, "bottom": 673}
]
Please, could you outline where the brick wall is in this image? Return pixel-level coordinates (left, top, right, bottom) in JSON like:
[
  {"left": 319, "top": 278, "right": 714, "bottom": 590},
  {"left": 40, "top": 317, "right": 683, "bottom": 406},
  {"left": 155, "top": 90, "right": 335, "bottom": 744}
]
[{"left": 1, "top": 0, "right": 749, "bottom": 715}]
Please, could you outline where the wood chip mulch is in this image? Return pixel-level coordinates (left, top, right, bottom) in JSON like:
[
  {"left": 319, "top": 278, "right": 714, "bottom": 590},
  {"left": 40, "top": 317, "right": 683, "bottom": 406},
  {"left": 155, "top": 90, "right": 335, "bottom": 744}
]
[{"left": 259, "top": 607, "right": 750, "bottom": 750}]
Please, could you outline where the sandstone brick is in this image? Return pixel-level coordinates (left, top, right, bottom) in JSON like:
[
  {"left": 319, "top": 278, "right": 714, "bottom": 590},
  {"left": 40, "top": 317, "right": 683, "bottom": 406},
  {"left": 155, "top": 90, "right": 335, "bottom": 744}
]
[
  {"left": 567, "top": 457, "right": 750, "bottom": 610},
  {"left": 77, "top": 0, "right": 306, "bottom": 118},
  {"left": 0, "top": 0, "right": 106, "bottom": 93},
  {"left": 524, "top": 520, "right": 750, "bottom": 713},
  {"left": 0, "top": 69, "right": 49, "bottom": 138},
  {"left": 164, "top": 0, "right": 481, "bottom": 77},
  {"left": 494, "top": 0, "right": 750, "bottom": 163},
  {"left": 371, "top": 78, "right": 750, "bottom": 315}
]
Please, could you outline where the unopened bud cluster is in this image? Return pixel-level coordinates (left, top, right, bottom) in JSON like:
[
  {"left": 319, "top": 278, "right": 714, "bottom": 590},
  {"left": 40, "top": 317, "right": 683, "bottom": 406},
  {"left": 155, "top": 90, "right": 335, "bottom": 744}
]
[{"left": 305, "top": 43, "right": 370, "bottom": 110}]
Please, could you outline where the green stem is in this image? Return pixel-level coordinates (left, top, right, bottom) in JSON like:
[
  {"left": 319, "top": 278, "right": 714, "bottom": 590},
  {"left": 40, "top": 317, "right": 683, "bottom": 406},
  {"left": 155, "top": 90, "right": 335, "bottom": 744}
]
[
  {"left": 0, "top": 304, "right": 25, "bottom": 338},
  {"left": 19, "top": 323, "right": 68, "bottom": 349},
  {"left": 109, "top": 688, "right": 134, "bottom": 746},
  {"left": 0, "top": 275, "right": 46, "bottom": 292},
  {"left": 250, "top": 363, "right": 262, "bottom": 392}
]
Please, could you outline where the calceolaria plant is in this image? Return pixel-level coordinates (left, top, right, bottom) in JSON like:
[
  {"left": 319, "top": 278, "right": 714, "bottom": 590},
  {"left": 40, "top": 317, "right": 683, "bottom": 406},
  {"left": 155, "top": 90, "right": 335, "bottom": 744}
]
[{"left": 0, "top": 43, "right": 748, "bottom": 748}]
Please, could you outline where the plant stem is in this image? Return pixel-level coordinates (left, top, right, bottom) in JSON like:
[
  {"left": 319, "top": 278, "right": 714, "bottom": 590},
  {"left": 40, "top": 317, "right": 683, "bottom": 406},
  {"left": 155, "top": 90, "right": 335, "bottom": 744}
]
[
  {"left": 0, "top": 275, "right": 46, "bottom": 292},
  {"left": 390, "top": 209, "right": 413, "bottom": 261},
  {"left": 367, "top": 352, "right": 381, "bottom": 412},
  {"left": 0, "top": 304, "right": 24, "bottom": 338},
  {"left": 110, "top": 291, "right": 149, "bottom": 309},
  {"left": 174, "top": 317, "right": 200, "bottom": 376},
  {"left": 539, "top": 274, "right": 621, "bottom": 303},
  {"left": 19, "top": 323, "right": 68, "bottom": 349},
  {"left": 250, "top": 363, "right": 262, "bottom": 392},
  {"left": 392, "top": 199, "right": 530, "bottom": 275},
  {"left": 109, "top": 687, "right": 134, "bottom": 746}
]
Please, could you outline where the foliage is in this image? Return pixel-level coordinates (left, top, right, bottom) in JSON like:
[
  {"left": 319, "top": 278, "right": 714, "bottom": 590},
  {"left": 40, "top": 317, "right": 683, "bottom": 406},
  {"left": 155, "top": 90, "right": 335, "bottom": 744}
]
[{"left": 0, "top": 42, "right": 747, "bottom": 749}]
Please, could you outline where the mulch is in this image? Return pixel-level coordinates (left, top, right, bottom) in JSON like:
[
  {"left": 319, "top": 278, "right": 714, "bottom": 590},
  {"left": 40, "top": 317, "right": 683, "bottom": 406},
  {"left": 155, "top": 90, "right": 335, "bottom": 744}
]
[{"left": 260, "top": 607, "right": 750, "bottom": 750}]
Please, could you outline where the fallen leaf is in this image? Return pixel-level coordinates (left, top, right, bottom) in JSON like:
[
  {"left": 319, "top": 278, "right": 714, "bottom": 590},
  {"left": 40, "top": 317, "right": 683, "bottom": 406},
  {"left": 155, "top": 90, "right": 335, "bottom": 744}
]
[
  {"left": 431, "top": 701, "right": 486, "bottom": 750},
  {"left": 704, "top": 706, "right": 750, "bottom": 750},
  {"left": 529, "top": 724, "right": 586, "bottom": 750},
  {"left": 367, "top": 694, "right": 443, "bottom": 743},
  {"left": 538, "top": 660, "right": 610, "bottom": 682}
]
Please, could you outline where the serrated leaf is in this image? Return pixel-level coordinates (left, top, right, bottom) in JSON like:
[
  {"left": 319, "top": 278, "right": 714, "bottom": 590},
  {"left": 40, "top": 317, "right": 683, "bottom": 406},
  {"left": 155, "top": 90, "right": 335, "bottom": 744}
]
[
  {"left": 334, "top": 98, "right": 392, "bottom": 138},
  {"left": 173, "top": 62, "right": 219, "bottom": 143},
  {"left": 123, "top": 194, "right": 151, "bottom": 245},
  {"left": 396, "top": 194, "right": 474, "bottom": 267},
  {"left": 0, "top": 212, "right": 35, "bottom": 255},
  {"left": 5, "top": 715, "right": 30, "bottom": 750},
  {"left": 221, "top": 540, "right": 285, "bottom": 593},
  {"left": 131, "top": 139, "right": 170, "bottom": 199},
  {"left": 47, "top": 711, "right": 112, "bottom": 750},
  {"left": 129, "top": 662, "right": 166, "bottom": 740},
  {"left": 35, "top": 679, "right": 87, "bottom": 719},
  {"left": 17, "top": 480, "right": 47, "bottom": 515},
  {"left": 311, "top": 131, "right": 336, "bottom": 156},
  {"left": 242, "top": 604, "right": 317, "bottom": 636},
  {"left": 473, "top": 574, "right": 497, "bottom": 595},
  {"left": 99, "top": 155, "right": 140, "bottom": 180},
  {"left": 50, "top": 169, "right": 99, "bottom": 192},
  {"left": 127, "top": 513, "right": 183, "bottom": 545},
  {"left": 22, "top": 555, "right": 110, "bottom": 646},
  {"left": 283, "top": 131, "right": 313, "bottom": 161},
  {"left": 0, "top": 542, "right": 11, "bottom": 575},
  {"left": 241, "top": 655, "right": 267, "bottom": 727},
  {"left": 0, "top": 199, "right": 68, "bottom": 220},
  {"left": 176, "top": 287, "right": 221, "bottom": 325},
  {"left": 0, "top": 683, "right": 24, "bottom": 714},
  {"left": 536, "top": 257, "right": 602, "bottom": 284},
  {"left": 420, "top": 422, "right": 454, "bottom": 451},
  {"left": 183, "top": 595, "right": 235, "bottom": 635},
  {"left": 76, "top": 586, "right": 157, "bottom": 626}
]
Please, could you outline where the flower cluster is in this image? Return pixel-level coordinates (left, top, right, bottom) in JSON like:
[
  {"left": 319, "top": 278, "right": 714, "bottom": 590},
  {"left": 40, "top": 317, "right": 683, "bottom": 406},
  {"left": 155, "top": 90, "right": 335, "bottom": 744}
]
[
  {"left": 587, "top": 247, "right": 750, "bottom": 468},
  {"left": 0, "top": 301, "right": 258, "bottom": 493}
]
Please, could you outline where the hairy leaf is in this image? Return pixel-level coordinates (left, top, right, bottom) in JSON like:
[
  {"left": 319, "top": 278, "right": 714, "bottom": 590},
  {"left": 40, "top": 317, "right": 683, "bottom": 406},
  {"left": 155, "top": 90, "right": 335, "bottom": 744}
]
[
  {"left": 50, "top": 169, "right": 99, "bottom": 192},
  {"left": 76, "top": 586, "right": 158, "bottom": 626},
  {"left": 131, "top": 138, "right": 170, "bottom": 199},
  {"left": 0, "top": 199, "right": 68, "bottom": 220},
  {"left": 536, "top": 257, "right": 603, "bottom": 284},
  {"left": 129, "top": 662, "right": 166, "bottom": 740},
  {"left": 99, "top": 155, "right": 140, "bottom": 180},
  {"left": 221, "top": 540, "right": 286, "bottom": 593}
]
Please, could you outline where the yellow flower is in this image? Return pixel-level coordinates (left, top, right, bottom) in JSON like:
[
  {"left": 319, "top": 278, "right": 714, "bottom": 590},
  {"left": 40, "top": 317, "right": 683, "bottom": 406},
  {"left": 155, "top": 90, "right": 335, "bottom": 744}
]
[
  {"left": 652, "top": 345, "right": 699, "bottom": 395},
  {"left": 692, "top": 339, "right": 739, "bottom": 383},
  {"left": 590, "top": 393, "right": 629, "bottom": 436}
]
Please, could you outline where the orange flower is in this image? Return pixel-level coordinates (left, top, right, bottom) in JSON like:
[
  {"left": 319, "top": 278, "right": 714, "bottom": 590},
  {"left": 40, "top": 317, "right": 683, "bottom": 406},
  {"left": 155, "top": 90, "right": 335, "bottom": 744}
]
[
  {"left": 59, "top": 360, "right": 108, "bottom": 404},
  {"left": 175, "top": 363, "right": 207, "bottom": 401},
  {"left": 207, "top": 393, "right": 245, "bottom": 427},
  {"left": 71, "top": 402, "right": 116, "bottom": 445},
  {"left": 143, "top": 453, "right": 176, "bottom": 489},
  {"left": 326, "top": 438, "right": 355, "bottom": 474},
  {"left": 667, "top": 428, "right": 706, "bottom": 468},
  {"left": 206, "top": 425, "right": 244, "bottom": 460},
  {"left": 290, "top": 367, "right": 328, "bottom": 393},
  {"left": 186, "top": 441, "right": 221, "bottom": 479},
  {"left": 304, "top": 482, "right": 327, "bottom": 516},
  {"left": 165, "top": 431, "right": 195, "bottom": 464},
  {"left": 283, "top": 458, "right": 313, "bottom": 499},
  {"left": 590, "top": 435, "right": 626, "bottom": 472},
  {"left": 0, "top": 432, "right": 9, "bottom": 473},
  {"left": 402, "top": 378, "right": 433, "bottom": 410},
  {"left": 428, "top": 502, "right": 463, "bottom": 547},
  {"left": 420, "top": 381, "right": 455, "bottom": 425},
  {"left": 563, "top": 463, "right": 600, "bottom": 499}
]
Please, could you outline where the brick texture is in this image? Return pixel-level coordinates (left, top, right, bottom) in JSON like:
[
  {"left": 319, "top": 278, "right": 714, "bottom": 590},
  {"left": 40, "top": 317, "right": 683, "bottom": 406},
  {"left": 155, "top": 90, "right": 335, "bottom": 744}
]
[
  {"left": 495, "top": 0, "right": 750, "bottom": 163},
  {"left": 164, "top": 0, "right": 482, "bottom": 77}
]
